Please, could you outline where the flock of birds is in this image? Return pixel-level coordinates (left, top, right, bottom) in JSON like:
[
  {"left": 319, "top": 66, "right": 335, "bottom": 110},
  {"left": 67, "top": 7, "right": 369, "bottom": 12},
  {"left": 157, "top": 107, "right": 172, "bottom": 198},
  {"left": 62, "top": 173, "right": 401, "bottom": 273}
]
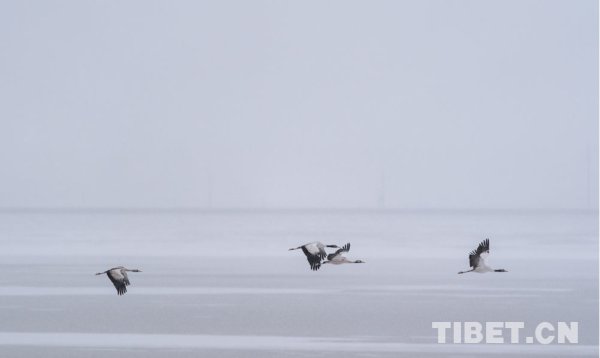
[
  {"left": 96, "top": 238, "right": 506, "bottom": 295},
  {"left": 288, "top": 242, "right": 364, "bottom": 270}
]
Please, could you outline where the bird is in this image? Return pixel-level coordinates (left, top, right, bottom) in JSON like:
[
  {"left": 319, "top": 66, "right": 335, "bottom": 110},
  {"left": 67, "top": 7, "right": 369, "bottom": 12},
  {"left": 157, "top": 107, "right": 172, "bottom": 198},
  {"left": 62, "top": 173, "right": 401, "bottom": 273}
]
[
  {"left": 289, "top": 241, "right": 340, "bottom": 271},
  {"left": 458, "top": 238, "right": 507, "bottom": 274},
  {"left": 95, "top": 266, "right": 142, "bottom": 295},
  {"left": 322, "top": 243, "right": 365, "bottom": 265}
]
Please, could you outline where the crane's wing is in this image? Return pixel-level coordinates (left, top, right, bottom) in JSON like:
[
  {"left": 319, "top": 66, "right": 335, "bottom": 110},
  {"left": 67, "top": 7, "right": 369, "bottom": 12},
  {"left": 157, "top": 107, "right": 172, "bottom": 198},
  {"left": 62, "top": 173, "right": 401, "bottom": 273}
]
[
  {"left": 327, "top": 242, "right": 350, "bottom": 260},
  {"left": 303, "top": 242, "right": 327, "bottom": 259},
  {"left": 107, "top": 268, "right": 128, "bottom": 295},
  {"left": 318, "top": 245, "right": 327, "bottom": 259},
  {"left": 122, "top": 270, "right": 131, "bottom": 286},
  {"left": 301, "top": 246, "right": 324, "bottom": 271},
  {"left": 468, "top": 238, "right": 489, "bottom": 268}
]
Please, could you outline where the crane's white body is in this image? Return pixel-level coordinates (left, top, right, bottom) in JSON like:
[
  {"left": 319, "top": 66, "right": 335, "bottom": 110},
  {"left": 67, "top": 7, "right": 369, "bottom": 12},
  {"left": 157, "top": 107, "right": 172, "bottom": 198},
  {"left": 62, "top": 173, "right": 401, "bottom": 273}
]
[
  {"left": 326, "top": 256, "right": 355, "bottom": 265},
  {"left": 458, "top": 239, "right": 507, "bottom": 274},
  {"left": 96, "top": 266, "right": 142, "bottom": 295},
  {"left": 323, "top": 243, "right": 365, "bottom": 265},
  {"left": 472, "top": 251, "right": 493, "bottom": 273}
]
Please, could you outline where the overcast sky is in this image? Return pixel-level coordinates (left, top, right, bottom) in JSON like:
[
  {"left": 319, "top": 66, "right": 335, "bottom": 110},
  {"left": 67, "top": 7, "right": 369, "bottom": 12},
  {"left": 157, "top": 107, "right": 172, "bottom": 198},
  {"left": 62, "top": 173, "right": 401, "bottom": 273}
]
[{"left": 0, "top": 0, "right": 597, "bottom": 210}]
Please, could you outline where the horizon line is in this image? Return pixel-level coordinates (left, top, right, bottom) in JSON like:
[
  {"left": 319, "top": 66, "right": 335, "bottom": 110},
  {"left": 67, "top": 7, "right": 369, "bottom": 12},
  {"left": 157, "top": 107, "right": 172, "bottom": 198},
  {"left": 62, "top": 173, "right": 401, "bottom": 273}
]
[{"left": 0, "top": 207, "right": 596, "bottom": 214}]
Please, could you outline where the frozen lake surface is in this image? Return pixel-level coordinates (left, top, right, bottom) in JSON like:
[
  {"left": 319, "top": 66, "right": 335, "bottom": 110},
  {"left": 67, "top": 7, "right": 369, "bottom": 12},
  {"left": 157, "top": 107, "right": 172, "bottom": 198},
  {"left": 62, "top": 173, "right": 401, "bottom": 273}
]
[{"left": 0, "top": 210, "right": 597, "bottom": 357}]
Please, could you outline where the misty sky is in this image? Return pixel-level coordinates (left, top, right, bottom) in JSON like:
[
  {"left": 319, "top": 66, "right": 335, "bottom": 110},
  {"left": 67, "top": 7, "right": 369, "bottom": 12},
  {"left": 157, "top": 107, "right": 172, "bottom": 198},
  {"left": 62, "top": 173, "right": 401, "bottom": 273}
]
[{"left": 0, "top": 0, "right": 597, "bottom": 210}]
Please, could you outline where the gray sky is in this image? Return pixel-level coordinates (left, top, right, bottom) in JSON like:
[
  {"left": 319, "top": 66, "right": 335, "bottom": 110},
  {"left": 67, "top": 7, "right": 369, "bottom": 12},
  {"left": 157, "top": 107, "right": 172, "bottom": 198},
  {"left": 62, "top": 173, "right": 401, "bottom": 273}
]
[{"left": 0, "top": 0, "right": 597, "bottom": 210}]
